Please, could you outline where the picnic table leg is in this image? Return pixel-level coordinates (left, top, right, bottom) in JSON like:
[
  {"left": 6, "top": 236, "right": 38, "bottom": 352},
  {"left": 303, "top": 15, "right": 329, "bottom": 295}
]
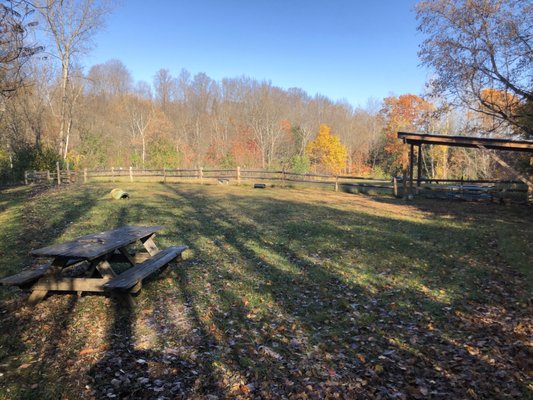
[
  {"left": 117, "top": 292, "right": 136, "bottom": 308},
  {"left": 159, "top": 252, "right": 183, "bottom": 277},
  {"left": 95, "top": 258, "right": 136, "bottom": 305},
  {"left": 27, "top": 289, "right": 49, "bottom": 305},
  {"left": 140, "top": 234, "right": 160, "bottom": 256},
  {"left": 95, "top": 259, "right": 117, "bottom": 279},
  {"left": 116, "top": 247, "right": 143, "bottom": 296},
  {"left": 118, "top": 247, "right": 136, "bottom": 265},
  {"left": 25, "top": 257, "right": 69, "bottom": 305},
  {"left": 76, "top": 259, "right": 101, "bottom": 297}
]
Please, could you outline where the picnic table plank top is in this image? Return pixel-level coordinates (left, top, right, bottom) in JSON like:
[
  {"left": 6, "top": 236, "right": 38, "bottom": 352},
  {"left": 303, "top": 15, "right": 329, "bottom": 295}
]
[{"left": 30, "top": 225, "right": 163, "bottom": 260}]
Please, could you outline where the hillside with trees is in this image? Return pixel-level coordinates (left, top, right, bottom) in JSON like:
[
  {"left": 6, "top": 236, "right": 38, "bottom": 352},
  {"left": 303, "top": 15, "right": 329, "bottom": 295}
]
[{"left": 0, "top": 0, "right": 531, "bottom": 182}]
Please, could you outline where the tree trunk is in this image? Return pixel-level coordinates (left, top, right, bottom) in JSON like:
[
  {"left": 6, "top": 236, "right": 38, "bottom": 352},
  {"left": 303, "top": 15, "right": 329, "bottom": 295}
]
[
  {"left": 64, "top": 118, "right": 73, "bottom": 160},
  {"left": 142, "top": 134, "right": 146, "bottom": 169},
  {"left": 58, "top": 58, "right": 69, "bottom": 158}
]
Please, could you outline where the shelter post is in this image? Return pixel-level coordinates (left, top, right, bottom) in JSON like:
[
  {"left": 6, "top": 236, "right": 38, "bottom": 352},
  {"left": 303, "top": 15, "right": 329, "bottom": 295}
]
[
  {"left": 417, "top": 144, "right": 422, "bottom": 188},
  {"left": 409, "top": 144, "right": 414, "bottom": 195}
]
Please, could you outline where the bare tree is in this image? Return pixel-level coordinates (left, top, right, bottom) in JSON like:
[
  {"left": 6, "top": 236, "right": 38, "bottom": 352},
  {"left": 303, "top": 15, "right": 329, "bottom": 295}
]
[
  {"left": 416, "top": 0, "right": 533, "bottom": 137},
  {"left": 125, "top": 94, "right": 153, "bottom": 169},
  {"left": 87, "top": 59, "right": 132, "bottom": 99},
  {"left": 246, "top": 83, "right": 286, "bottom": 168},
  {"left": 153, "top": 68, "right": 175, "bottom": 113},
  {"left": 0, "top": 1, "right": 42, "bottom": 98},
  {"left": 35, "top": 0, "right": 111, "bottom": 158}
]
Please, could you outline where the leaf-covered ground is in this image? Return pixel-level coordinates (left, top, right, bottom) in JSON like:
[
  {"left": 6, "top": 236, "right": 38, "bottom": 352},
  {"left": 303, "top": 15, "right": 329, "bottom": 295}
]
[{"left": 0, "top": 182, "right": 531, "bottom": 399}]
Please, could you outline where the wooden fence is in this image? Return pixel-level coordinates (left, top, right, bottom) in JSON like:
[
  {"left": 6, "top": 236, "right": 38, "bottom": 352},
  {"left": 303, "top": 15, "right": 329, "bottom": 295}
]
[
  {"left": 25, "top": 164, "right": 394, "bottom": 194},
  {"left": 24, "top": 164, "right": 530, "bottom": 202}
]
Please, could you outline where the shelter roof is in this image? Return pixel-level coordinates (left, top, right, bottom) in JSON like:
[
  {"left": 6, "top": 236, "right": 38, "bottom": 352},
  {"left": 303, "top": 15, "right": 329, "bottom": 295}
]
[{"left": 397, "top": 132, "right": 533, "bottom": 153}]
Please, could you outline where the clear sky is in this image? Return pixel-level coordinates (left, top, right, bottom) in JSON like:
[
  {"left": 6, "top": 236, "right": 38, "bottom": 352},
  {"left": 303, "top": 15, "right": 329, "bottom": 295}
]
[{"left": 83, "top": 0, "right": 429, "bottom": 108}]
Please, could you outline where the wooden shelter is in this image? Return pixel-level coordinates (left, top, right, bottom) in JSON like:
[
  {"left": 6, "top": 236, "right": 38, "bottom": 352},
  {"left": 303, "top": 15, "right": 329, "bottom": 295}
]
[{"left": 397, "top": 132, "right": 533, "bottom": 197}]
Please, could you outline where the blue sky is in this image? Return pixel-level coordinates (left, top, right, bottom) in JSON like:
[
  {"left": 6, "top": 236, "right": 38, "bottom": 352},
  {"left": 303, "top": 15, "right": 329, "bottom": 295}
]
[{"left": 84, "top": 0, "right": 429, "bottom": 108}]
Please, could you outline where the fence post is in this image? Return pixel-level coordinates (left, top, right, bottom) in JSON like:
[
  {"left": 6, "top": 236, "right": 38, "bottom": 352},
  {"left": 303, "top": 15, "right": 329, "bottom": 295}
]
[
  {"left": 237, "top": 166, "right": 241, "bottom": 185},
  {"left": 400, "top": 170, "right": 407, "bottom": 198},
  {"left": 56, "top": 162, "right": 61, "bottom": 185},
  {"left": 335, "top": 175, "right": 339, "bottom": 192},
  {"left": 199, "top": 167, "right": 204, "bottom": 184},
  {"left": 24, "top": 171, "right": 28, "bottom": 185},
  {"left": 393, "top": 177, "right": 398, "bottom": 197},
  {"left": 66, "top": 163, "right": 71, "bottom": 183},
  {"left": 129, "top": 166, "right": 133, "bottom": 182},
  {"left": 529, "top": 157, "right": 533, "bottom": 203},
  {"left": 47, "top": 170, "right": 51, "bottom": 182},
  {"left": 111, "top": 167, "right": 115, "bottom": 183},
  {"left": 163, "top": 167, "right": 166, "bottom": 183},
  {"left": 83, "top": 168, "right": 87, "bottom": 183},
  {"left": 282, "top": 168, "right": 286, "bottom": 185}
]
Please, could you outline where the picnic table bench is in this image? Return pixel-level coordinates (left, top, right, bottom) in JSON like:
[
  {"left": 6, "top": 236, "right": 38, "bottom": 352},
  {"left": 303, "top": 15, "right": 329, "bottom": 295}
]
[{"left": 0, "top": 225, "right": 187, "bottom": 305}]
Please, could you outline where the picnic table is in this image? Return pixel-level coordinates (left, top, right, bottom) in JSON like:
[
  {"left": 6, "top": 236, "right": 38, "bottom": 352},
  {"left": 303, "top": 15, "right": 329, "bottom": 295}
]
[{"left": 0, "top": 225, "right": 187, "bottom": 305}]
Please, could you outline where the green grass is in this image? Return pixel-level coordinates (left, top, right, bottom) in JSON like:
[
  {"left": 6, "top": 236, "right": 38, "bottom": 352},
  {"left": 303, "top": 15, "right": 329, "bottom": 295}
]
[{"left": 0, "top": 182, "right": 531, "bottom": 399}]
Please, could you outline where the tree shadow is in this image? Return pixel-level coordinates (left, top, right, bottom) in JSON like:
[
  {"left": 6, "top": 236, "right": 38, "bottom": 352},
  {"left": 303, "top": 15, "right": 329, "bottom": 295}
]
[
  {"left": 87, "top": 193, "right": 226, "bottom": 399},
  {"left": 160, "top": 184, "right": 531, "bottom": 398},
  {"left": 0, "top": 185, "right": 106, "bottom": 398},
  {"left": 0, "top": 182, "right": 530, "bottom": 398}
]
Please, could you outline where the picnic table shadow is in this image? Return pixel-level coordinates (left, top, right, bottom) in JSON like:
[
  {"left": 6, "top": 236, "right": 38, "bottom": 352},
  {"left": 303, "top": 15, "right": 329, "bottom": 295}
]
[
  {"left": 87, "top": 290, "right": 224, "bottom": 399},
  {"left": 78, "top": 202, "right": 221, "bottom": 398},
  {"left": 0, "top": 185, "right": 106, "bottom": 397}
]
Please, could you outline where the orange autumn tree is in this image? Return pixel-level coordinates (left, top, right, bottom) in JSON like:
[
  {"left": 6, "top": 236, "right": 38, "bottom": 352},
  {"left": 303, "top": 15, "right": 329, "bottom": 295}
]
[
  {"left": 305, "top": 124, "right": 347, "bottom": 174},
  {"left": 380, "top": 94, "right": 434, "bottom": 175},
  {"left": 479, "top": 88, "right": 521, "bottom": 132}
]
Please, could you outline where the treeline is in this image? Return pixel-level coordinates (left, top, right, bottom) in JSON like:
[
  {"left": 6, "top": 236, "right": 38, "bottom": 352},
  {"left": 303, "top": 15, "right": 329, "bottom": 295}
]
[
  {"left": 0, "top": 0, "right": 531, "bottom": 183},
  {"left": 2, "top": 59, "right": 527, "bottom": 181},
  {"left": 1, "top": 60, "right": 386, "bottom": 174}
]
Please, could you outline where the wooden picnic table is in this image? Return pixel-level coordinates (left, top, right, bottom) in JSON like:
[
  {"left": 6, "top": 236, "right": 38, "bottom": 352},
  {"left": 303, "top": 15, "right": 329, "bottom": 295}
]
[{"left": 0, "top": 225, "right": 187, "bottom": 305}]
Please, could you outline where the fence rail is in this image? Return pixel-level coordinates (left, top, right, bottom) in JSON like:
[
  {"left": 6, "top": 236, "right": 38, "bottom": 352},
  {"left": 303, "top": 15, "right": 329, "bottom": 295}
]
[
  {"left": 25, "top": 165, "right": 394, "bottom": 193},
  {"left": 24, "top": 165, "right": 531, "bottom": 202}
]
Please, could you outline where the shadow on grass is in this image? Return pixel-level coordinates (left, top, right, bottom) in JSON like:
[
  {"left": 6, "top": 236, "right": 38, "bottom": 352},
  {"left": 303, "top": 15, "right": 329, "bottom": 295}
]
[
  {"left": 0, "top": 183, "right": 530, "bottom": 398},
  {"left": 158, "top": 184, "right": 531, "bottom": 398},
  {"left": 87, "top": 203, "right": 226, "bottom": 399},
  {"left": 0, "top": 185, "right": 104, "bottom": 398}
]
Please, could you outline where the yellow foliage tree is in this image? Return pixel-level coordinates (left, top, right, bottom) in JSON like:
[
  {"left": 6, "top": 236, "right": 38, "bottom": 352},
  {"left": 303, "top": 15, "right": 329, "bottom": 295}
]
[{"left": 305, "top": 124, "right": 347, "bottom": 174}]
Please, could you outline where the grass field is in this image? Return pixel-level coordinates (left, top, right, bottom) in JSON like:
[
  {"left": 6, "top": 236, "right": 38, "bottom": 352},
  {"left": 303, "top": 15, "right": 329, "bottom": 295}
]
[{"left": 0, "top": 182, "right": 531, "bottom": 399}]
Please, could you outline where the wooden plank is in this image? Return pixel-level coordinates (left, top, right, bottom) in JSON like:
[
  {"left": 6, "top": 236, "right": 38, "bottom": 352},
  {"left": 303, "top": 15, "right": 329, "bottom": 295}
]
[
  {"left": 409, "top": 143, "right": 414, "bottom": 195},
  {"left": 130, "top": 280, "right": 142, "bottom": 294},
  {"left": 30, "top": 225, "right": 163, "bottom": 259},
  {"left": 28, "top": 289, "right": 48, "bottom": 305},
  {"left": 118, "top": 247, "right": 136, "bottom": 265},
  {"left": 0, "top": 264, "right": 51, "bottom": 286},
  {"left": 398, "top": 132, "right": 533, "bottom": 153},
  {"left": 104, "top": 245, "right": 187, "bottom": 290},
  {"left": 141, "top": 234, "right": 159, "bottom": 256},
  {"left": 417, "top": 144, "right": 422, "bottom": 188},
  {"left": 110, "top": 252, "right": 151, "bottom": 264},
  {"left": 95, "top": 260, "right": 117, "bottom": 279},
  {"left": 477, "top": 145, "right": 533, "bottom": 191},
  {"left": 31, "top": 277, "right": 110, "bottom": 292}
]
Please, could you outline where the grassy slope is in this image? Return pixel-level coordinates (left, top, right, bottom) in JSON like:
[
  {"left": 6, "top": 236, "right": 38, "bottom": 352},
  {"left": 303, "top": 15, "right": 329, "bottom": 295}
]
[{"left": 0, "top": 182, "right": 531, "bottom": 399}]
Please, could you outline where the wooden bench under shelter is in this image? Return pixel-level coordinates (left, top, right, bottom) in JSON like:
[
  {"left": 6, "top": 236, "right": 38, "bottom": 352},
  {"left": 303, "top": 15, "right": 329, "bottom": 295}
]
[{"left": 0, "top": 225, "right": 188, "bottom": 305}]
